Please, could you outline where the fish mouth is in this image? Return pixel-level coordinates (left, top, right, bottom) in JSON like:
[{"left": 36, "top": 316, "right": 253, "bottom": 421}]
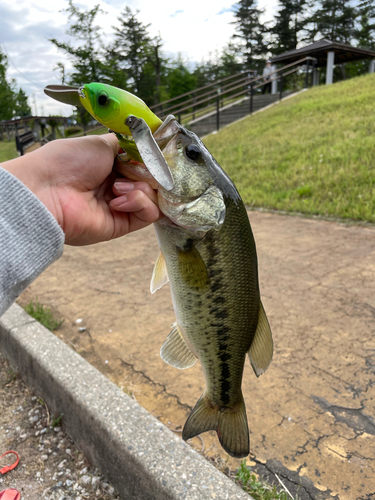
[{"left": 155, "top": 131, "right": 177, "bottom": 152}]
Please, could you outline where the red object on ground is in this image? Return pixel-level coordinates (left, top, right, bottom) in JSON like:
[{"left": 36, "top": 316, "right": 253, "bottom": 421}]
[
  {"left": 0, "top": 452, "right": 19, "bottom": 475},
  {"left": 0, "top": 490, "right": 21, "bottom": 500}
]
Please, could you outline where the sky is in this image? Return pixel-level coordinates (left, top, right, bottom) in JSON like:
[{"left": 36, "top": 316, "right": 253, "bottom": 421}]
[{"left": 0, "top": 0, "right": 278, "bottom": 116}]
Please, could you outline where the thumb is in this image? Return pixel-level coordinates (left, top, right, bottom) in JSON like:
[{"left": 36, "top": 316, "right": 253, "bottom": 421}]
[{"left": 99, "top": 133, "right": 121, "bottom": 157}]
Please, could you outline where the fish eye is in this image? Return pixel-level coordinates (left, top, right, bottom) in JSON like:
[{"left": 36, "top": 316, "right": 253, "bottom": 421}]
[
  {"left": 185, "top": 144, "right": 201, "bottom": 162},
  {"left": 98, "top": 92, "right": 109, "bottom": 106}
]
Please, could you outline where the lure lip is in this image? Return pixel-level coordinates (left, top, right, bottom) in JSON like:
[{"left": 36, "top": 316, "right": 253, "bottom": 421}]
[
  {"left": 44, "top": 85, "right": 82, "bottom": 108},
  {"left": 126, "top": 115, "right": 175, "bottom": 191}
]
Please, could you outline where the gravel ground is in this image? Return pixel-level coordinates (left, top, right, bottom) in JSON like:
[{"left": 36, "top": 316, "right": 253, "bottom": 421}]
[{"left": 0, "top": 350, "right": 120, "bottom": 500}]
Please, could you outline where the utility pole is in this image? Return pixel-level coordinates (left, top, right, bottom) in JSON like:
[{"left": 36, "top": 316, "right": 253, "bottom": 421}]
[{"left": 33, "top": 94, "right": 38, "bottom": 116}]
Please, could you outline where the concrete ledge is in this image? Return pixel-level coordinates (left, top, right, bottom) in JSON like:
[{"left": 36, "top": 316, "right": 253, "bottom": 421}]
[{"left": 0, "top": 304, "right": 251, "bottom": 500}]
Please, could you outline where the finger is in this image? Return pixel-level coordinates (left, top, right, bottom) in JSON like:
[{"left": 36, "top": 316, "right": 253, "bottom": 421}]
[
  {"left": 99, "top": 133, "right": 121, "bottom": 157},
  {"left": 110, "top": 190, "right": 161, "bottom": 223},
  {"left": 112, "top": 179, "right": 158, "bottom": 205}
]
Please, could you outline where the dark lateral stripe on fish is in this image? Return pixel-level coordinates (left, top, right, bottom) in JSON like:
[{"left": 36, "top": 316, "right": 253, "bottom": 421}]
[{"left": 218, "top": 349, "right": 231, "bottom": 405}]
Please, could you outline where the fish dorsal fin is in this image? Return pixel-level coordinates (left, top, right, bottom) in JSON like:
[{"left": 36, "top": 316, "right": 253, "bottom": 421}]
[
  {"left": 178, "top": 245, "right": 210, "bottom": 293},
  {"left": 150, "top": 252, "right": 169, "bottom": 294},
  {"left": 248, "top": 301, "right": 273, "bottom": 377},
  {"left": 160, "top": 322, "right": 197, "bottom": 370}
]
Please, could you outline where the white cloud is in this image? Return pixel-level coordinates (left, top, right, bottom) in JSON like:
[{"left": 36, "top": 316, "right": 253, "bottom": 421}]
[{"left": 1, "top": 0, "right": 279, "bottom": 116}]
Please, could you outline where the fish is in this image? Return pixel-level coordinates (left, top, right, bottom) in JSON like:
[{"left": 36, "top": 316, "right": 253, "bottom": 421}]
[
  {"left": 68, "top": 84, "right": 274, "bottom": 458},
  {"left": 127, "top": 115, "right": 273, "bottom": 458}
]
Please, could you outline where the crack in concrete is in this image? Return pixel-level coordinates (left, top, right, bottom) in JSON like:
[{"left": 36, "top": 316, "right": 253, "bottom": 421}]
[
  {"left": 116, "top": 357, "right": 192, "bottom": 412},
  {"left": 312, "top": 395, "right": 375, "bottom": 436},
  {"left": 249, "top": 455, "right": 338, "bottom": 500},
  {"left": 312, "top": 364, "right": 365, "bottom": 400}
]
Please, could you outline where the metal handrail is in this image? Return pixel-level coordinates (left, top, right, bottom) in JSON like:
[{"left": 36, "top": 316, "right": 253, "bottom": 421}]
[
  {"left": 149, "top": 69, "right": 256, "bottom": 112},
  {"left": 163, "top": 56, "right": 317, "bottom": 125},
  {"left": 158, "top": 72, "right": 254, "bottom": 117}
]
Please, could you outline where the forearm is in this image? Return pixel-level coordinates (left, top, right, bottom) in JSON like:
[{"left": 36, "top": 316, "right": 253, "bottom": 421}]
[{"left": 0, "top": 168, "right": 64, "bottom": 316}]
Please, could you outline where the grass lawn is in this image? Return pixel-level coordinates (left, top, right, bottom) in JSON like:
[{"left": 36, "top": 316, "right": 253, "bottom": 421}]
[
  {"left": 203, "top": 73, "right": 375, "bottom": 223},
  {"left": 0, "top": 140, "right": 18, "bottom": 163}
]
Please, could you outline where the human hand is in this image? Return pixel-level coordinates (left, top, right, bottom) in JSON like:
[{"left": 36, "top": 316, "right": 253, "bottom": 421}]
[{"left": 2, "top": 134, "right": 161, "bottom": 245}]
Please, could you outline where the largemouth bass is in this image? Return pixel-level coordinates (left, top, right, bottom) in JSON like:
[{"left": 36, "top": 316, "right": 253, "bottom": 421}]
[{"left": 146, "top": 116, "right": 273, "bottom": 458}]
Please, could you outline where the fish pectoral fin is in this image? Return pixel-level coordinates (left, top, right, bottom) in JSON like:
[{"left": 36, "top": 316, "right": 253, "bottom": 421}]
[
  {"left": 183, "top": 393, "right": 249, "bottom": 459},
  {"left": 178, "top": 245, "right": 210, "bottom": 293},
  {"left": 150, "top": 251, "right": 169, "bottom": 294},
  {"left": 248, "top": 300, "right": 273, "bottom": 377},
  {"left": 160, "top": 322, "right": 197, "bottom": 369}
]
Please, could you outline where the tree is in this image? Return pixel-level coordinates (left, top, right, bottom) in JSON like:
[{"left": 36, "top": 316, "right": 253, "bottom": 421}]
[
  {"left": 166, "top": 56, "right": 197, "bottom": 100},
  {"left": 50, "top": 0, "right": 106, "bottom": 85},
  {"left": 271, "top": 0, "right": 309, "bottom": 55},
  {"left": 112, "top": 7, "right": 152, "bottom": 95},
  {"left": 14, "top": 88, "right": 31, "bottom": 117},
  {"left": 355, "top": 0, "right": 375, "bottom": 49},
  {"left": 0, "top": 48, "right": 30, "bottom": 120},
  {"left": 310, "top": 0, "right": 356, "bottom": 44},
  {"left": 231, "top": 0, "right": 268, "bottom": 73}
]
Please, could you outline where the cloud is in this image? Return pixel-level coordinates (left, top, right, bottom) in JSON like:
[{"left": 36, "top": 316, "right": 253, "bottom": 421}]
[
  {"left": 170, "top": 10, "right": 184, "bottom": 18},
  {"left": 216, "top": 6, "right": 235, "bottom": 15}
]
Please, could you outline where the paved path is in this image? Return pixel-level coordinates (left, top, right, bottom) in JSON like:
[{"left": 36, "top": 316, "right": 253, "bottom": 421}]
[{"left": 18, "top": 212, "right": 375, "bottom": 500}]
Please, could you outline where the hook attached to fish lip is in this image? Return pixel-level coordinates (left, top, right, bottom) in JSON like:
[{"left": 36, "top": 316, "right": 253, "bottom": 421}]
[{"left": 125, "top": 115, "right": 175, "bottom": 192}]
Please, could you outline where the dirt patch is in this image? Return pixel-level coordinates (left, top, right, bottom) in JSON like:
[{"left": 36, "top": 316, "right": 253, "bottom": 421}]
[
  {"left": 0, "top": 351, "right": 120, "bottom": 500},
  {"left": 16, "top": 211, "right": 375, "bottom": 500}
]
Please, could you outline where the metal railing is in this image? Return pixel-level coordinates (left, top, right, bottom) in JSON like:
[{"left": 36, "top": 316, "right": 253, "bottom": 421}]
[
  {"left": 149, "top": 69, "right": 256, "bottom": 120},
  {"left": 152, "top": 56, "right": 317, "bottom": 129}
]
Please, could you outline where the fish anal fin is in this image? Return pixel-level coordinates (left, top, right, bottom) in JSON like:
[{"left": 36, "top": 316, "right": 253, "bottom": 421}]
[
  {"left": 178, "top": 245, "right": 209, "bottom": 293},
  {"left": 183, "top": 393, "right": 249, "bottom": 459},
  {"left": 160, "top": 322, "right": 197, "bottom": 369},
  {"left": 248, "top": 300, "right": 273, "bottom": 377},
  {"left": 150, "top": 252, "right": 169, "bottom": 294}
]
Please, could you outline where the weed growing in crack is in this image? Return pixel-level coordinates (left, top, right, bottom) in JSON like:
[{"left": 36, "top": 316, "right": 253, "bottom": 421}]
[
  {"left": 24, "top": 299, "right": 64, "bottom": 331},
  {"left": 236, "top": 460, "right": 294, "bottom": 500}
]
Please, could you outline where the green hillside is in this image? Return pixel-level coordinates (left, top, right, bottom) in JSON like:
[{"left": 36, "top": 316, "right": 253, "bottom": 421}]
[{"left": 204, "top": 73, "right": 375, "bottom": 222}]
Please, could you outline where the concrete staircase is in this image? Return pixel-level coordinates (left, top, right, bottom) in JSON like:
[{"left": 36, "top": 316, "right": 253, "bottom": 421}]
[{"left": 188, "top": 93, "right": 281, "bottom": 137}]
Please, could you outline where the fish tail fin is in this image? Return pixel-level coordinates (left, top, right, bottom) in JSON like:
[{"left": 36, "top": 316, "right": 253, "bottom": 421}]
[{"left": 182, "top": 393, "right": 249, "bottom": 459}]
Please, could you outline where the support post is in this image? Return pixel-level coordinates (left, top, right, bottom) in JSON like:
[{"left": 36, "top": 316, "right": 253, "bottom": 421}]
[
  {"left": 250, "top": 83, "right": 253, "bottom": 114},
  {"left": 279, "top": 74, "right": 283, "bottom": 100},
  {"left": 216, "top": 95, "right": 220, "bottom": 131},
  {"left": 369, "top": 59, "right": 375, "bottom": 74},
  {"left": 313, "top": 68, "right": 319, "bottom": 86},
  {"left": 305, "top": 59, "right": 310, "bottom": 88},
  {"left": 326, "top": 51, "right": 335, "bottom": 85},
  {"left": 271, "top": 78, "right": 278, "bottom": 95}
]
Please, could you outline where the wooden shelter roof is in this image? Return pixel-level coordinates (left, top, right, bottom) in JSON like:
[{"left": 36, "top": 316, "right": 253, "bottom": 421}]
[{"left": 271, "top": 39, "right": 375, "bottom": 67}]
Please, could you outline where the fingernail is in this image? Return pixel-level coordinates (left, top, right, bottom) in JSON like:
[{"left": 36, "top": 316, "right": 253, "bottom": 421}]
[
  {"left": 111, "top": 195, "right": 128, "bottom": 207},
  {"left": 114, "top": 181, "right": 134, "bottom": 193}
]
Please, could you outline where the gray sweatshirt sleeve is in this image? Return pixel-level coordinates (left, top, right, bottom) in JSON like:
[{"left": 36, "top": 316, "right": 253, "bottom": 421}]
[{"left": 0, "top": 168, "right": 65, "bottom": 316}]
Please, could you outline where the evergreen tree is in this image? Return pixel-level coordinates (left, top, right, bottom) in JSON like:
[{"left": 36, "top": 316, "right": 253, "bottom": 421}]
[
  {"left": 112, "top": 7, "right": 152, "bottom": 95},
  {"left": 355, "top": 0, "right": 375, "bottom": 49},
  {"left": 218, "top": 42, "right": 242, "bottom": 77},
  {"left": 50, "top": 0, "right": 106, "bottom": 85},
  {"left": 271, "top": 0, "right": 308, "bottom": 55},
  {"left": 231, "top": 0, "right": 268, "bottom": 72},
  {"left": 0, "top": 48, "right": 16, "bottom": 121},
  {"left": 311, "top": 0, "right": 356, "bottom": 43},
  {"left": 166, "top": 56, "right": 197, "bottom": 99},
  {"left": 14, "top": 88, "right": 31, "bottom": 117}
]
